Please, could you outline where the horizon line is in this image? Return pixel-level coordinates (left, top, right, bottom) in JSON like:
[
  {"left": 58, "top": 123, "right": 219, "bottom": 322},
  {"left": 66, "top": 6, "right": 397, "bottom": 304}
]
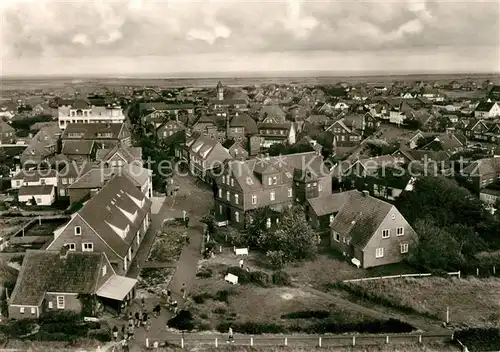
[{"left": 2, "top": 69, "right": 499, "bottom": 81}]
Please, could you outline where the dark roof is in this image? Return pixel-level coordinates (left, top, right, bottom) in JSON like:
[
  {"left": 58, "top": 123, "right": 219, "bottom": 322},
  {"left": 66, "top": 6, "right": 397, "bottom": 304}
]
[
  {"left": 475, "top": 101, "right": 496, "bottom": 112},
  {"left": 9, "top": 250, "right": 103, "bottom": 306},
  {"left": 330, "top": 191, "right": 395, "bottom": 249},
  {"left": 307, "top": 190, "right": 358, "bottom": 217},
  {"left": 62, "top": 123, "right": 125, "bottom": 140},
  {"left": 257, "top": 122, "right": 292, "bottom": 130},
  {"left": 72, "top": 99, "right": 91, "bottom": 109},
  {"left": 463, "top": 157, "right": 500, "bottom": 176},
  {"left": 61, "top": 140, "right": 95, "bottom": 155},
  {"left": 77, "top": 175, "right": 152, "bottom": 258},
  {"left": 18, "top": 185, "right": 54, "bottom": 196},
  {"left": 0, "top": 121, "right": 15, "bottom": 133},
  {"left": 229, "top": 114, "right": 258, "bottom": 134},
  {"left": 95, "top": 144, "right": 142, "bottom": 164}
]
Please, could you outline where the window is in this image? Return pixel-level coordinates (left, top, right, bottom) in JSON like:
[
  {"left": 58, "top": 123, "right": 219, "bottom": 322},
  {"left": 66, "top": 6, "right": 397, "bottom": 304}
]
[
  {"left": 48, "top": 302, "right": 53, "bottom": 309},
  {"left": 226, "top": 191, "right": 230, "bottom": 201},
  {"left": 16, "top": 180, "right": 21, "bottom": 186},
  {"left": 334, "top": 232, "right": 340, "bottom": 242},
  {"left": 235, "top": 212, "right": 240, "bottom": 223},
  {"left": 382, "top": 229, "right": 390, "bottom": 238},
  {"left": 375, "top": 248, "right": 384, "bottom": 258},
  {"left": 235, "top": 194, "right": 239, "bottom": 204},
  {"left": 307, "top": 183, "right": 311, "bottom": 188},
  {"left": 82, "top": 242, "right": 93, "bottom": 252},
  {"left": 222, "top": 175, "right": 226, "bottom": 184},
  {"left": 272, "top": 176, "right": 277, "bottom": 185},
  {"left": 287, "top": 188, "right": 293, "bottom": 198},
  {"left": 318, "top": 183, "right": 322, "bottom": 192},
  {"left": 40, "top": 179, "right": 46, "bottom": 185},
  {"left": 57, "top": 296, "right": 65, "bottom": 309},
  {"left": 230, "top": 178, "right": 234, "bottom": 187},
  {"left": 268, "top": 177, "right": 272, "bottom": 186},
  {"left": 251, "top": 195, "right": 257, "bottom": 204},
  {"left": 400, "top": 243, "right": 409, "bottom": 254},
  {"left": 270, "top": 191, "right": 275, "bottom": 201},
  {"left": 219, "top": 205, "right": 223, "bottom": 214},
  {"left": 391, "top": 213, "right": 396, "bottom": 220},
  {"left": 396, "top": 227, "right": 404, "bottom": 236},
  {"left": 36, "top": 198, "right": 42, "bottom": 204},
  {"left": 31, "top": 307, "right": 36, "bottom": 314},
  {"left": 65, "top": 243, "right": 76, "bottom": 251},
  {"left": 329, "top": 214, "right": 334, "bottom": 223},
  {"left": 20, "top": 307, "right": 25, "bottom": 314},
  {"left": 266, "top": 218, "right": 271, "bottom": 229},
  {"left": 102, "top": 265, "right": 107, "bottom": 277},
  {"left": 74, "top": 226, "right": 81, "bottom": 236},
  {"left": 218, "top": 189, "right": 222, "bottom": 198}
]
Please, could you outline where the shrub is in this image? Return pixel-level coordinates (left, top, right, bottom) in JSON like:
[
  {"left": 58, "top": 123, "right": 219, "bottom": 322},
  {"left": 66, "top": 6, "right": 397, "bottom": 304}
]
[
  {"left": 192, "top": 293, "right": 212, "bottom": 304},
  {"left": 272, "top": 271, "right": 292, "bottom": 286},
  {"left": 250, "top": 271, "right": 271, "bottom": 287},
  {"left": 455, "top": 328, "right": 500, "bottom": 352},
  {"left": 213, "top": 307, "right": 227, "bottom": 315},
  {"left": 281, "top": 310, "right": 330, "bottom": 320},
  {"left": 196, "top": 267, "right": 213, "bottom": 278},
  {"left": 0, "top": 319, "right": 36, "bottom": 337},
  {"left": 267, "top": 250, "right": 286, "bottom": 269},
  {"left": 214, "top": 289, "right": 236, "bottom": 303},
  {"left": 167, "top": 310, "right": 195, "bottom": 331},
  {"left": 226, "top": 266, "right": 251, "bottom": 284},
  {"left": 306, "top": 318, "right": 414, "bottom": 334},
  {"left": 216, "top": 321, "right": 286, "bottom": 334}
]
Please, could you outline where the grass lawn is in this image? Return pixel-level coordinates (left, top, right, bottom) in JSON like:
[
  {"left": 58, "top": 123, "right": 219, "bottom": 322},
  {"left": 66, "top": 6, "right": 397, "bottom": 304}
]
[
  {"left": 148, "top": 228, "right": 187, "bottom": 263},
  {"left": 342, "top": 277, "right": 500, "bottom": 326},
  {"left": 186, "top": 253, "right": 413, "bottom": 334}
]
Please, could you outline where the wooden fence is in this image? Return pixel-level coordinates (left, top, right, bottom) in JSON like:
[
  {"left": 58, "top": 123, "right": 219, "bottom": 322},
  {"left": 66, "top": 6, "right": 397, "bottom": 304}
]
[
  {"left": 142, "top": 332, "right": 454, "bottom": 350},
  {"left": 342, "top": 271, "right": 461, "bottom": 283}
]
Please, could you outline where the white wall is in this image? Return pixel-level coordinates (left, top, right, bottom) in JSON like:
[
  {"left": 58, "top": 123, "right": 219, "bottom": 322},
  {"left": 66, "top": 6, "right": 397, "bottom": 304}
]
[{"left": 18, "top": 190, "right": 55, "bottom": 206}]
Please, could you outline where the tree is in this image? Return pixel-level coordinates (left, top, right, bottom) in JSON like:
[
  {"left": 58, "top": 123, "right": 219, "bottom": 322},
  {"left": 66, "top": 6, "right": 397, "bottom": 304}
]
[{"left": 245, "top": 205, "right": 319, "bottom": 267}]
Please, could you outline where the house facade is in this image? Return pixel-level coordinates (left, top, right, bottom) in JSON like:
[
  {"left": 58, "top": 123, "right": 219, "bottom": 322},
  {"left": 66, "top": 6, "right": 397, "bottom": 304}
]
[
  {"left": 46, "top": 175, "right": 152, "bottom": 275},
  {"left": 214, "top": 152, "right": 332, "bottom": 229},
  {"left": 8, "top": 249, "right": 137, "bottom": 319},
  {"left": 61, "top": 123, "right": 131, "bottom": 148},
  {"left": 330, "top": 190, "right": 418, "bottom": 268},
  {"left": 11, "top": 169, "right": 58, "bottom": 189},
  {"left": 0, "top": 121, "right": 15, "bottom": 144},
  {"left": 184, "top": 135, "right": 232, "bottom": 182},
  {"left": 58, "top": 100, "right": 125, "bottom": 130},
  {"left": 18, "top": 185, "right": 56, "bottom": 206},
  {"left": 462, "top": 157, "right": 500, "bottom": 191},
  {"left": 474, "top": 102, "right": 500, "bottom": 119},
  {"left": 157, "top": 120, "right": 185, "bottom": 140}
]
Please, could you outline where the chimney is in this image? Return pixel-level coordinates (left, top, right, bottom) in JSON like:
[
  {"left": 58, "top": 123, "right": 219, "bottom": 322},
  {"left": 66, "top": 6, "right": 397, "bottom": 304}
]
[
  {"left": 60, "top": 245, "right": 70, "bottom": 259},
  {"left": 362, "top": 190, "right": 369, "bottom": 197}
]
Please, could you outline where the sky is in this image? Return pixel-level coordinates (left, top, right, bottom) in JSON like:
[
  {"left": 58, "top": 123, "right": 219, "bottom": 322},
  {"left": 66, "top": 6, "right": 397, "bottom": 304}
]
[{"left": 1, "top": 0, "right": 499, "bottom": 77}]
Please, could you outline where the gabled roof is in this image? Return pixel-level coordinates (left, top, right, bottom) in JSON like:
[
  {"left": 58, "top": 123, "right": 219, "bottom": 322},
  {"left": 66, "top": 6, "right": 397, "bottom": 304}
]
[
  {"left": 307, "top": 190, "right": 358, "bottom": 217},
  {"left": 475, "top": 101, "right": 497, "bottom": 112},
  {"left": 69, "top": 163, "right": 150, "bottom": 190},
  {"left": 259, "top": 105, "right": 286, "bottom": 122},
  {"left": 18, "top": 184, "right": 54, "bottom": 196},
  {"left": 330, "top": 191, "right": 395, "bottom": 250},
  {"left": 12, "top": 168, "right": 57, "bottom": 181},
  {"left": 229, "top": 114, "right": 258, "bottom": 134},
  {"left": 61, "top": 140, "right": 95, "bottom": 156},
  {"left": 463, "top": 157, "right": 500, "bottom": 176},
  {"left": 9, "top": 250, "right": 104, "bottom": 306},
  {"left": 464, "top": 119, "right": 488, "bottom": 131},
  {"left": 77, "top": 175, "right": 152, "bottom": 258},
  {"left": 95, "top": 144, "right": 142, "bottom": 164},
  {"left": 62, "top": 123, "right": 125, "bottom": 140},
  {"left": 0, "top": 121, "right": 15, "bottom": 133}
]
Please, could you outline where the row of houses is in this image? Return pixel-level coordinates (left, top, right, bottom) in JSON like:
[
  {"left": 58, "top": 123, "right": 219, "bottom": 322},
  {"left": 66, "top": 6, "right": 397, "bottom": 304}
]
[{"left": 8, "top": 170, "right": 152, "bottom": 319}]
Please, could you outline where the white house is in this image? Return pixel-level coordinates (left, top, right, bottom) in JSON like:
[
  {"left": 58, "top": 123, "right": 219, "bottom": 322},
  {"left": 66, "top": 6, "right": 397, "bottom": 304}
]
[
  {"left": 18, "top": 185, "right": 56, "bottom": 206},
  {"left": 58, "top": 100, "right": 125, "bottom": 130},
  {"left": 480, "top": 188, "right": 500, "bottom": 205},
  {"left": 11, "top": 169, "right": 58, "bottom": 189},
  {"left": 474, "top": 102, "right": 500, "bottom": 119},
  {"left": 389, "top": 109, "right": 406, "bottom": 125}
]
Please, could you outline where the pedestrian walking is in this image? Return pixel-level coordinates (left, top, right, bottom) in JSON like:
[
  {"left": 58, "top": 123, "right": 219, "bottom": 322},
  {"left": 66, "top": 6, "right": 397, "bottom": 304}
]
[
  {"left": 181, "top": 283, "right": 186, "bottom": 299},
  {"left": 146, "top": 317, "right": 151, "bottom": 331},
  {"left": 127, "top": 324, "right": 135, "bottom": 340},
  {"left": 112, "top": 326, "right": 118, "bottom": 341},
  {"left": 184, "top": 217, "right": 189, "bottom": 228},
  {"left": 127, "top": 312, "right": 132, "bottom": 321},
  {"left": 141, "top": 296, "right": 145, "bottom": 310},
  {"left": 121, "top": 338, "right": 129, "bottom": 352},
  {"left": 172, "top": 300, "right": 178, "bottom": 314},
  {"left": 142, "top": 312, "right": 148, "bottom": 327},
  {"left": 134, "top": 312, "right": 140, "bottom": 327},
  {"left": 167, "top": 289, "right": 171, "bottom": 298},
  {"left": 185, "top": 234, "right": 190, "bottom": 244},
  {"left": 227, "top": 327, "right": 234, "bottom": 343},
  {"left": 153, "top": 304, "right": 161, "bottom": 317},
  {"left": 121, "top": 324, "right": 126, "bottom": 339}
]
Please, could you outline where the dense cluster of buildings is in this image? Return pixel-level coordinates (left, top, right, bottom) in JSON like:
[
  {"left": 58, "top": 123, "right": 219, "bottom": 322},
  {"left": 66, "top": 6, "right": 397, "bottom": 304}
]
[{"left": 1, "top": 78, "right": 500, "bottom": 319}]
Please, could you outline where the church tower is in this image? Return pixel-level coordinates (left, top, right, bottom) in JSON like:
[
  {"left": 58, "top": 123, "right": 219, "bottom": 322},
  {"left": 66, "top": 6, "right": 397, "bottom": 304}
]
[{"left": 217, "top": 81, "right": 224, "bottom": 101}]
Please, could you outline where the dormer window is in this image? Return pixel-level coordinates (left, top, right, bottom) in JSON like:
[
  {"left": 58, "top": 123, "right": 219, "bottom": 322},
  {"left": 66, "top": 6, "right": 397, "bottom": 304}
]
[
  {"left": 102, "top": 265, "right": 107, "bottom": 277},
  {"left": 74, "top": 226, "right": 81, "bottom": 236}
]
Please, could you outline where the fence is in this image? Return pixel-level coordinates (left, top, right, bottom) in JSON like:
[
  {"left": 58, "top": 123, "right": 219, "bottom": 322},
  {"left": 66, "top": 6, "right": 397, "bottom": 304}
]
[
  {"left": 342, "top": 271, "right": 461, "bottom": 283},
  {"left": 143, "top": 332, "right": 453, "bottom": 349}
]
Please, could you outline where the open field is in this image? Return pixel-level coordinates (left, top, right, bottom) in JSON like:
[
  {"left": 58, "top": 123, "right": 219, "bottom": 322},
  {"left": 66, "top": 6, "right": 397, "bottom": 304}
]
[
  {"left": 341, "top": 277, "right": 500, "bottom": 327},
  {"left": 1, "top": 73, "right": 499, "bottom": 90}
]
